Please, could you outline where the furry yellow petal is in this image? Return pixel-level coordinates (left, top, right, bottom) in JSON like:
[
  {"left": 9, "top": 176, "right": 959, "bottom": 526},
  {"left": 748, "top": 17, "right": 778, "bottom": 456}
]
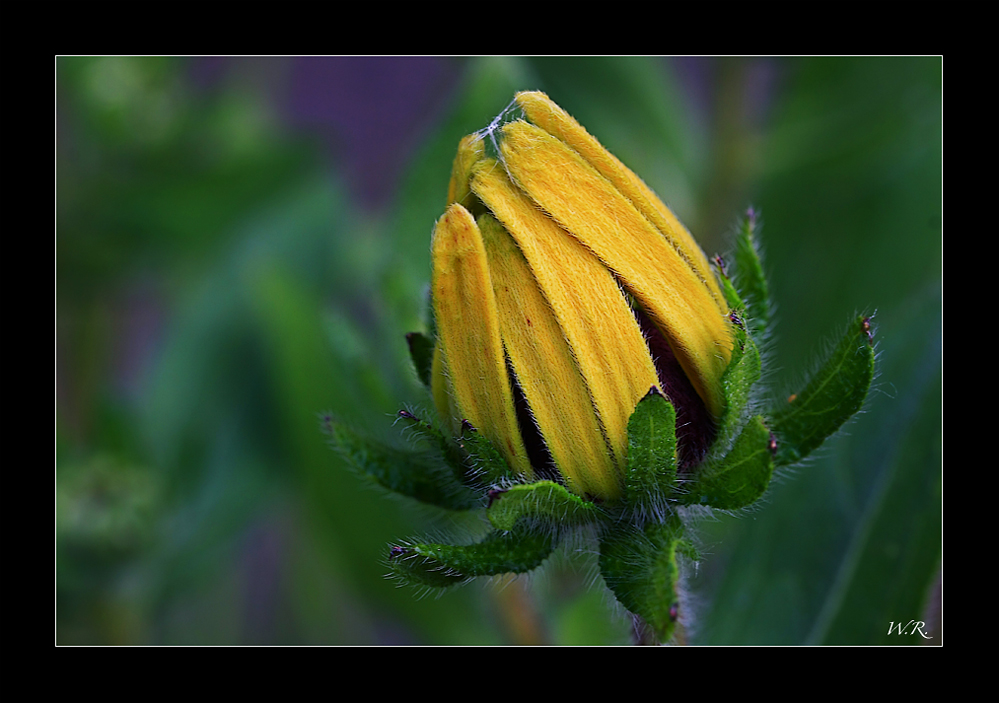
[
  {"left": 478, "top": 213, "right": 621, "bottom": 500},
  {"left": 471, "top": 160, "right": 660, "bottom": 479},
  {"left": 498, "top": 120, "right": 732, "bottom": 418},
  {"left": 447, "top": 134, "right": 485, "bottom": 210},
  {"left": 431, "top": 203, "right": 533, "bottom": 479},
  {"left": 515, "top": 91, "right": 726, "bottom": 315}
]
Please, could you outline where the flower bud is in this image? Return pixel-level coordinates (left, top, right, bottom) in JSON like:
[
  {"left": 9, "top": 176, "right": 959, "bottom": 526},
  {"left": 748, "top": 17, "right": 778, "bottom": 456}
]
[{"left": 431, "top": 92, "right": 734, "bottom": 501}]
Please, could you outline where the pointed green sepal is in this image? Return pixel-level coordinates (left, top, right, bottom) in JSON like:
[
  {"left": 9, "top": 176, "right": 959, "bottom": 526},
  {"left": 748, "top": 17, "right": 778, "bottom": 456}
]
[
  {"left": 717, "top": 317, "right": 762, "bottom": 442},
  {"left": 456, "top": 420, "right": 520, "bottom": 486},
  {"left": 395, "top": 408, "right": 478, "bottom": 484},
  {"left": 768, "top": 314, "right": 876, "bottom": 467},
  {"left": 323, "top": 416, "right": 480, "bottom": 511},
  {"left": 387, "top": 528, "right": 556, "bottom": 588},
  {"left": 716, "top": 256, "right": 747, "bottom": 313},
  {"left": 405, "top": 332, "right": 435, "bottom": 389},
  {"left": 680, "top": 415, "right": 775, "bottom": 510},
  {"left": 397, "top": 410, "right": 519, "bottom": 490},
  {"left": 599, "top": 515, "right": 685, "bottom": 644},
  {"left": 732, "top": 208, "right": 770, "bottom": 340},
  {"left": 396, "top": 408, "right": 452, "bottom": 454},
  {"left": 487, "top": 480, "right": 603, "bottom": 531},
  {"left": 624, "top": 388, "right": 678, "bottom": 509}
]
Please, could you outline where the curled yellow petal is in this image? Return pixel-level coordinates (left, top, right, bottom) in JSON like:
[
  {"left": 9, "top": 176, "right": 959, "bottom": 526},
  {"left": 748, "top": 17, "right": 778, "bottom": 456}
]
[
  {"left": 498, "top": 120, "right": 733, "bottom": 418},
  {"left": 478, "top": 213, "right": 620, "bottom": 500},
  {"left": 447, "top": 134, "right": 486, "bottom": 210},
  {"left": 471, "top": 159, "right": 660, "bottom": 476},
  {"left": 515, "top": 90, "right": 726, "bottom": 315},
  {"left": 431, "top": 203, "right": 532, "bottom": 479}
]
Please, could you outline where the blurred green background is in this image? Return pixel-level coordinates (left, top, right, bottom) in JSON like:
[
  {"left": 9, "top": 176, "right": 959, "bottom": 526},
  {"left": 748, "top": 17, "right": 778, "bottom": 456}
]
[{"left": 56, "top": 56, "right": 941, "bottom": 645}]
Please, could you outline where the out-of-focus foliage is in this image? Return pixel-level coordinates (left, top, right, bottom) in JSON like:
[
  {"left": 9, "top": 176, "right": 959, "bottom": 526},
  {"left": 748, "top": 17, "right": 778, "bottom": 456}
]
[{"left": 56, "top": 56, "right": 941, "bottom": 645}]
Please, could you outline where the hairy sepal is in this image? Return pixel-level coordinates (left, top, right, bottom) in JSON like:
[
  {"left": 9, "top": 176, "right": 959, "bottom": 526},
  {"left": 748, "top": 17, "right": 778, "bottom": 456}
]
[
  {"left": 599, "top": 515, "right": 687, "bottom": 644},
  {"left": 768, "top": 314, "right": 876, "bottom": 467},
  {"left": 487, "top": 480, "right": 603, "bottom": 532},
  {"left": 624, "top": 388, "right": 678, "bottom": 513},
  {"left": 387, "top": 528, "right": 556, "bottom": 588},
  {"left": 323, "top": 415, "right": 479, "bottom": 511},
  {"left": 731, "top": 209, "right": 771, "bottom": 340},
  {"left": 680, "top": 415, "right": 775, "bottom": 510}
]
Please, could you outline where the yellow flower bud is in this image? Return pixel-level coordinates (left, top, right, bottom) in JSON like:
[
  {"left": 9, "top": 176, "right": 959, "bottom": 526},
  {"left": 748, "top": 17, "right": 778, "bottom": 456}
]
[{"left": 431, "top": 92, "right": 734, "bottom": 501}]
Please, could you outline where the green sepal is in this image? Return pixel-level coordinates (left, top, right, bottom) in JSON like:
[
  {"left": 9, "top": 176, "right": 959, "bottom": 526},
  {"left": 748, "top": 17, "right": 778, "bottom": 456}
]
[
  {"left": 387, "top": 528, "right": 556, "bottom": 588},
  {"left": 717, "top": 317, "right": 762, "bottom": 442},
  {"left": 713, "top": 241, "right": 763, "bottom": 445},
  {"left": 456, "top": 421, "right": 520, "bottom": 486},
  {"left": 396, "top": 408, "right": 453, "bottom": 454},
  {"left": 731, "top": 208, "right": 770, "bottom": 340},
  {"left": 768, "top": 314, "right": 876, "bottom": 467},
  {"left": 599, "top": 515, "right": 685, "bottom": 644},
  {"left": 323, "top": 416, "right": 480, "bottom": 511},
  {"left": 624, "top": 388, "right": 677, "bottom": 509},
  {"left": 487, "top": 480, "right": 603, "bottom": 531},
  {"left": 681, "top": 415, "right": 774, "bottom": 509},
  {"left": 405, "top": 331, "right": 435, "bottom": 389},
  {"left": 397, "top": 409, "right": 519, "bottom": 491},
  {"left": 717, "top": 258, "right": 747, "bottom": 313},
  {"left": 397, "top": 409, "right": 495, "bottom": 495},
  {"left": 675, "top": 538, "right": 701, "bottom": 564}
]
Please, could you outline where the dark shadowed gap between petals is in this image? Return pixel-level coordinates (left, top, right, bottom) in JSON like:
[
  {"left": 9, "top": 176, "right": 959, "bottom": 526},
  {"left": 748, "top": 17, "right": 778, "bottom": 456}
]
[
  {"left": 631, "top": 306, "right": 716, "bottom": 470},
  {"left": 506, "top": 356, "right": 561, "bottom": 485}
]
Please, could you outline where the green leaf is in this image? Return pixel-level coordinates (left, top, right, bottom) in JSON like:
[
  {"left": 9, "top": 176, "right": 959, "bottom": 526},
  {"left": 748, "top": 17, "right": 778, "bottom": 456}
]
[
  {"left": 768, "top": 314, "right": 875, "bottom": 467},
  {"left": 323, "top": 416, "right": 480, "bottom": 511},
  {"left": 388, "top": 529, "right": 556, "bottom": 588},
  {"left": 405, "top": 332, "right": 435, "bottom": 389},
  {"left": 732, "top": 208, "right": 770, "bottom": 339},
  {"left": 487, "top": 480, "right": 603, "bottom": 531},
  {"left": 599, "top": 516, "right": 685, "bottom": 644},
  {"left": 624, "top": 388, "right": 677, "bottom": 510},
  {"left": 681, "top": 416, "right": 774, "bottom": 510}
]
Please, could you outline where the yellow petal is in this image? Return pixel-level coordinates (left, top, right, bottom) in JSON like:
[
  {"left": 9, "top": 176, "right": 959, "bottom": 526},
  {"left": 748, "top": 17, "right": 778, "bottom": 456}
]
[
  {"left": 515, "top": 90, "right": 726, "bottom": 315},
  {"left": 431, "top": 203, "right": 533, "bottom": 479},
  {"left": 498, "top": 120, "right": 732, "bottom": 418},
  {"left": 447, "top": 134, "right": 486, "bottom": 209},
  {"left": 478, "top": 213, "right": 620, "bottom": 500},
  {"left": 471, "top": 160, "right": 660, "bottom": 476}
]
